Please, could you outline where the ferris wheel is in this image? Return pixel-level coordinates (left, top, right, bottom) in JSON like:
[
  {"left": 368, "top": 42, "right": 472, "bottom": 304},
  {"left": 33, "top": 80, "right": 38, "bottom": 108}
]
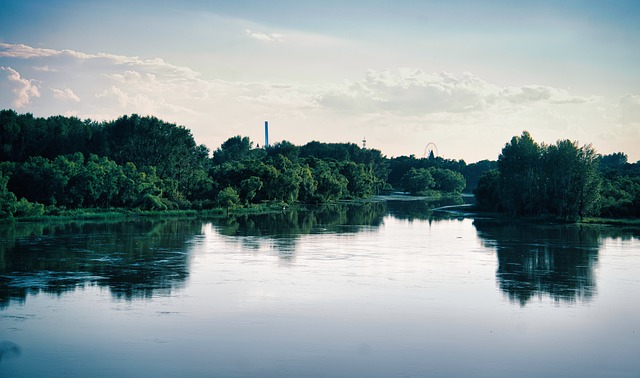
[{"left": 423, "top": 142, "right": 439, "bottom": 158}]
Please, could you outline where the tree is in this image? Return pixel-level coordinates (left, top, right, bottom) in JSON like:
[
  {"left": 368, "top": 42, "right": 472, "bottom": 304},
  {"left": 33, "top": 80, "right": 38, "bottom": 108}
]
[
  {"left": 309, "top": 159, "right": 348, "bottom": 202},
  {"left": 240, "top": 176, "right": 263, "bottom": 204},
  {"left": 463, "top": 160, "right": 496, "bottom": 193},
  {"left": 474, "top": 169, "right": 501, "bottom": 211},
  {"left": 542, "top": 140, "right": 601, "bottom": 220},
  {"left": 429, "top": 167, "right": 466, "bottom": 194},
  {"left": 480, "top": 132, "right": 603, "bottom": 219},
  {"left": 266, "top": 140, "right": 300, "bottom": 161},
  {"left": 103, "top": 115, "right": 209, "bottom": 200},
  {"left": 0, "top": 171, "right": 17, "bottom": 219},
  {"left": 573, "top": 144, "right": 601, "bottom": 219},
  {"left": 297, "top": 164, "right": 318, "bottom": 203},
  {"left": 212, "top": 136, "right": 254, "bottom": 165},
  {"left": 497, "top": 131, "right": 542, "bottom": 216},
  {"left": 401, "top": 168, "right": 435, "bottom": 195},
  {"left": 217, "top": 187, "right": 240, "bottom": 214},
  {"left": 339, "top": 161, "right": 375, "bottom": 198},
  {"left": 599, "top": 152, "right": 627, "bottom": 173}
]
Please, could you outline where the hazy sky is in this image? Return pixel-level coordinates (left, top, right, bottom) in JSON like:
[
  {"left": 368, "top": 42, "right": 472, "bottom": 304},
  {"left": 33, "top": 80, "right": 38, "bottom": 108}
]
[{"left": 1, "top": 0, "right": 639, "bottom": 162}]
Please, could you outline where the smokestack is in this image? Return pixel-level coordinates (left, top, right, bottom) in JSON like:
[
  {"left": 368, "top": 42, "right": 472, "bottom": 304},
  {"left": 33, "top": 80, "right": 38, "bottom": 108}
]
[{"left": 264, "top": 121, "right": 269, "bottom": 148}]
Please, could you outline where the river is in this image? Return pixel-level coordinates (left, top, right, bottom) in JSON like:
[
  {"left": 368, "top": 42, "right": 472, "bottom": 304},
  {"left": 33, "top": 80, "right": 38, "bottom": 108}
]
[{"left": 1, "top": 199, "right": 639, "bottom": 377}]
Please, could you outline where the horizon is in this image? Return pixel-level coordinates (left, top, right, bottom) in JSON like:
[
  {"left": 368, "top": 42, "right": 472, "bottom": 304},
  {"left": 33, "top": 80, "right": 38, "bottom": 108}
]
[
  {"left": 1, "top": 0, "right": 639, "bottom": 162},
  {"left": 2, "top": 108, "right": 637, "bottom": 164}
]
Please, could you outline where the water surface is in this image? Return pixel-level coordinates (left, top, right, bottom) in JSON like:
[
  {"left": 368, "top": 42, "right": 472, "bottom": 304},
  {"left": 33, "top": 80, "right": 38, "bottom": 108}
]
[{"left": 1, "top": 201, "right": 639, "bottom": 377}]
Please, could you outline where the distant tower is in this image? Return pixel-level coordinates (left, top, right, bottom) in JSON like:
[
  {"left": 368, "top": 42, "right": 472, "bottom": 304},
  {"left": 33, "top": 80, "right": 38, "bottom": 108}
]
[
  {"left": 362, "top": 137, "right": 367, "bottom": 149},
  {"left": 264, "top": 121, "right": 269, "bottom": 148}
]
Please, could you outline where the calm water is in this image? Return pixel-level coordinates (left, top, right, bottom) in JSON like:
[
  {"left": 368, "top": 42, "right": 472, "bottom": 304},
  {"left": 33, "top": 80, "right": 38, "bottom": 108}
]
[{"left": 1, "top": 200, "right": 639, "bottom": 377}]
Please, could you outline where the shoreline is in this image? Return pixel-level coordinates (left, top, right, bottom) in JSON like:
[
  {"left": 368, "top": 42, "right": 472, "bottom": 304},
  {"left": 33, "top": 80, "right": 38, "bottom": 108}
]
[{"left": 2, "top": 195, "right": 639, "bottom": 227}]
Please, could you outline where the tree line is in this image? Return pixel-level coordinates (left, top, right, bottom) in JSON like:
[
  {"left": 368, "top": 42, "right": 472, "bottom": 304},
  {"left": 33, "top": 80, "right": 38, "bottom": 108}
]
[
  {"left": 475, "top": 131, "right": 640, "bottom": 220},
  {"left": 0, "top": 110, "right": 474, "bottom": 219}
]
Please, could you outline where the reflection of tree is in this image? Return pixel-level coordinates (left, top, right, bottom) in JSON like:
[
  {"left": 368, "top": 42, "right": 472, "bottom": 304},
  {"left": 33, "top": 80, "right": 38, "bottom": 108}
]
[
  {"left": 386, "top": 197, "right": 465, "bottom": 221},
  {"left": 473, "top": 219, "right": 607, "bottom": 306},
  {"left": 216, "top": 202, "right": 387, "bottom": 237},
  {"left": 213, "top": 202, "right": 387, "bottom": 258},
  {"left": 0, "top": 220, "right": 202, "bottom": 309}
]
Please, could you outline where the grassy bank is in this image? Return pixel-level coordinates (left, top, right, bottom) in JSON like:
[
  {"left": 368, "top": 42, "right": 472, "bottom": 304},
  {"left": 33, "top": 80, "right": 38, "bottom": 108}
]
[
  {"left": 580, "top": 217, "right": 640, "bottom": 226},
  {"left": 2, "top": 202, "right": 297, "bottom": 224}
]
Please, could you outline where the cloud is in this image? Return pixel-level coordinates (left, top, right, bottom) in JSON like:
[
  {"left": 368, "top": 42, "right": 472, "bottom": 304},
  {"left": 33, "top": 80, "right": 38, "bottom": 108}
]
[
  {"left": 96, "top": 85, "right": 156, "bottom": 112},
  {"left": 318, "top": 69, "right": 595, "bottom": 116},
  {"left": 33, "top": 65, "right": 57, "bottom": 72},
  {"left": 245, "top": 29, "right": 284, "bottom": 42},
  {"left": 1, "top": 66, "right": 40, "bottom": 107},
  {"left": 0, "top": 43, "right": 60, "bottom": 58},
  {"left": 52, "top": 87, "right": 80, "bottom": 102},
  {"left": 498, "top": 85, "right": 596, "bottom": 105},
  {"left": 0, "top": 43, "right": 200, "bottom": 79},
  {"left": 0, "top": 42, "right": 629, "bottom": 161}
]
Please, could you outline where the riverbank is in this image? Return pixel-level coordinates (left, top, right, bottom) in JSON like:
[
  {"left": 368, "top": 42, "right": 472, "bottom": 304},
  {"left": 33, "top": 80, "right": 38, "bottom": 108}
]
[
  {"left": 1, "top": 202, "right": 296, "bottom": 224},
  {"left": 3, "top": 195, "right": 638, "bottom": 227}
]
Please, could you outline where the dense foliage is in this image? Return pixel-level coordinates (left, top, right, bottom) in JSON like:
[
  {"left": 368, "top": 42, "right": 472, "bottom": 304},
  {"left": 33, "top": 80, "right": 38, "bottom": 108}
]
[
  {"left": 2, "top": 110, "right": 637, "bottom": 220},
  {"left": 0, "top": 110, "right": 472, "bottom": 219},
  {"left": 475, "top": 131, "right": 640, "bottom": 219}
]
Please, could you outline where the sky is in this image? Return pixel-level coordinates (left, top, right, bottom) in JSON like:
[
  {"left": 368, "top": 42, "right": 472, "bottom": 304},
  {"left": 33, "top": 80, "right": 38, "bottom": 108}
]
[{"left": 1, "top": 0, "right": 639, "bottom": 162}]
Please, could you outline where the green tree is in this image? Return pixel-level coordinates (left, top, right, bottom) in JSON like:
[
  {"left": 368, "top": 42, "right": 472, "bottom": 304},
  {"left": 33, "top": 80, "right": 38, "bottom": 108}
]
[
  {"left": 217, "top": 186, "right": 240, "bottom": 214},
  {"left": 599, "top": 175, "right": 640, "bottom": 217},
  {"left": 497, "top": 131, "right": 542, "bottom": 216},
  {"left": 340, "top": 161, "right": 375, "bottom": 198},
  {"left": 308, "top": 159, "right": 347, "bottom": 202},
  {"left": 297, "top": 164, "right": 318, "bottom": 203},
  {"left": 0, "top": 171, "right": 18, "bottom": 219},
  {"left": 267, "top": 140, "right": 300, "bottom": 161},
  {"left": 543, "top": 140, "right": 601, "bottom": 219},
  {"left": 103, "top": 114, "right": 209, "bottom": 200},
  {"left": 573, "top": 144, "right": 601, "bottom": 219},
  {"left": 474, "top": 169, "right": 501, "bottom": 211},
  {"left": 429, "top": 167, "right": 466, "bottom": 194},
  {"left": 212, "top": 136, "right": 254, "bottom": 165},
  {"left": 401, "top": 168, "right": 435, "bottom": 195},
  {"left": 599, "top": 152, "right": 627, "bottom": 173},
  {"left": 240, "top": 176, "right": 263, "bottom": 204}
]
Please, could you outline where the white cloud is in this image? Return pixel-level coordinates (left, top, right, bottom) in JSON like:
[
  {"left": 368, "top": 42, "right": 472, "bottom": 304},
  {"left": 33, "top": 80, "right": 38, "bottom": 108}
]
[
  {"left": 0, "top": 43, "right": 60, "bottom": 58},
  {"left": 52, "top": 87, "right": 80, "bottom": 102},
  {"left": 96, "top": 85, "right": 155, "bottom": 112},
  {"left": 0, "top": 42, "right": 634, "bottom": 161},
  {"left": 245, "top": 29, "right": 284, "bottom": 42},
  {"left": 33, "top": 65, "right": 57, "bottom": 72},
  {"left": 1, "top": 66, "right": 41, "bottom": 107},
  {"left": 319, "top": 69, "right": 595, "bottom": 116},
  {"left": 498, "top": 85, "right": 596, "bottom": 105},
  {"left": 0, "top": 43, "right": 200, "bottom": 79}
]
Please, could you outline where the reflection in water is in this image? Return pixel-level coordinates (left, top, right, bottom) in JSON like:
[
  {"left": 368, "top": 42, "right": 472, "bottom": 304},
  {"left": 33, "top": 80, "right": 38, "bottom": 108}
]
[
  {"left": 0, "top": 220, "right": 203, "bottom": 308},
  {"left": 474, "top": 219, "right": 607, "bottom": 306},
  {"left": 212, "top": 202, "right": 388, "bottom": 259},
  {"left": 385, "top": 196, "right": 466, "bottom": 221},
  {"left": 0, "top": 203, "right": 394, "bottom": 307},
  {"left": 216, "top": 202, "right": 387, "bottom": 237},
  {"left": 0, "top": 341, "right": 21, "bottom": 362}
]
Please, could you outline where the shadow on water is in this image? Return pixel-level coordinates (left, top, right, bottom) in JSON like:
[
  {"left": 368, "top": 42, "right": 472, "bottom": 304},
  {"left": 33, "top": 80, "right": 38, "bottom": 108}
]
[
  {"left": 212, "top": 202, "right": 388, "bottom": 259},
  {"left": 474, "top": 219, "right": 640, "bottom": 306},
  {"left": 0, "top": 340, "right": 21, "bottom": 362},
  {"left": 0, "top": 198, "right": 492, "bottom": 308},
  {"left": 212, "top": 198, "right": 469, "bottom": 260},
  {"left": 385, "top": 196, "right": 468, "bottom": 221},
  {"left": 0, "top": 220, "right": 204, "bottom": 308}
]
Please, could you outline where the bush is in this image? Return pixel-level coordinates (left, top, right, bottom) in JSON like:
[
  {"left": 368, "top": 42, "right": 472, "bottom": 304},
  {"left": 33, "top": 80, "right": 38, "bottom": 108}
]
[{"left": 13, "top": 198, "right": 45, "bottom": 217}]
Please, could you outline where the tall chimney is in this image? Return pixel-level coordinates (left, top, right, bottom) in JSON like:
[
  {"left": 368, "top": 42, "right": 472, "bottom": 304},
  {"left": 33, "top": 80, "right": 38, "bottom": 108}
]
[{"left": 264, "top": 121, "right": 269, "bottom": 148}]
